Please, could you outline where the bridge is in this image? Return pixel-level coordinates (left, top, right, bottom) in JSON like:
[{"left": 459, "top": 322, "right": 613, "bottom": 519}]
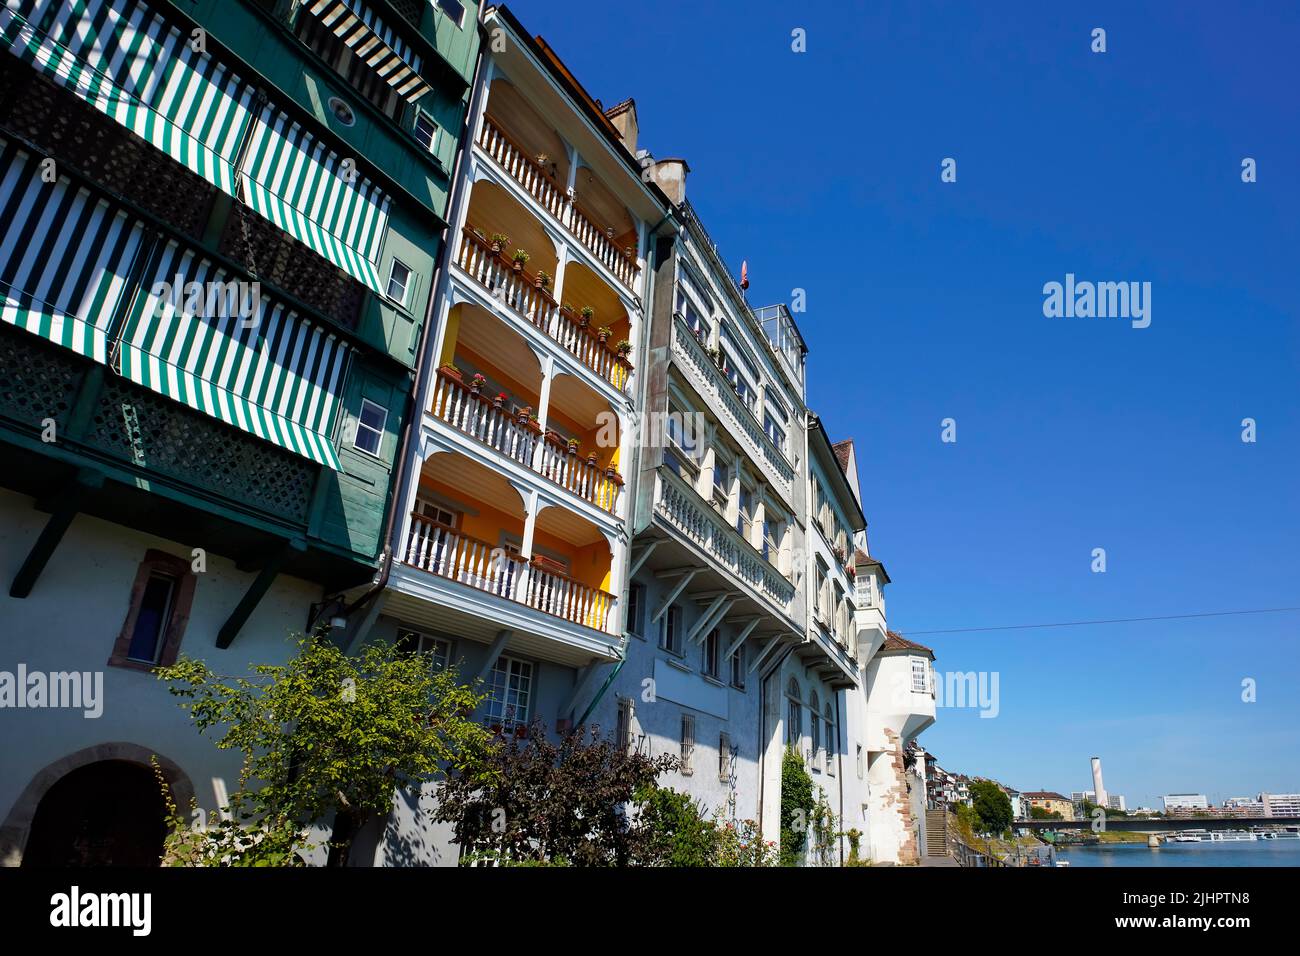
[{"left": 1014, "top": 816, "right": 1300, "bottom": 833}]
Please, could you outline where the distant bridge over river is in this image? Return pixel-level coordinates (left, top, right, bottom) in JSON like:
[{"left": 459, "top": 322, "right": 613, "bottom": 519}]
[{"left": 1015, "top": 816, "right": 1300, "bottom": 833}]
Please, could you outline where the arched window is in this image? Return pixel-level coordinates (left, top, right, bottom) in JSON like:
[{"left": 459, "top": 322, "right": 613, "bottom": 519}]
[
  {"left": 786, "top": 678, "right": 802, "bottom": 747},
  {"left": 810, "top": 690, "right": 821, "bottom": 756}
]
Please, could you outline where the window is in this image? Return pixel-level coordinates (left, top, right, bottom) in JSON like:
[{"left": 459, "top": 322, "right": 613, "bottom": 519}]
[
  {"left": 110, "top": 550, "right": 197, "bottom": 670},
  {"left": 702, "top": 628, "right": 720, "bottom": 679},
  {"left": 762, "top": 512, "right": 784, "bottom": 567},
  {"left": 810, "top": 690, "right": 821, "bottom": 763},
  {"left": 660, "top": 605, "right": 683, "bottom": 656},
  {"left": 354, "top": 399, "right": 387, "bottom": 456},
  {"left": 387, "top": 258, "right": 412, "bottom": 305},
  {"left": 615, "top": 697, "right": 634, "bottom": 752},
  {"left": 763, "top": 410, "right": 785, "bottom": 451},
  {"left": 785, "top": 678, "right": 802, "bottom": 747},
  {"left": 485, "top": 655, "right": 533, "bottom": 732},
  {"left": 626, "top": 583, "right": 644, "bottom": 638},
  {"left": 730, "top": 642, "right": 745, "bottom": 689},
  {"left": 680, "top": 714, "right": 695, "bottom": 775},
  {"left": 824, "top": 704, "right": 836, "bottom": 775},
  {"left": 412, "top": 111, "right": 440, "bottom": 154},
  {"left": 415, "top": 499, "right": 458, "bottom": 528},
  {"left": 396, "top": 628, "right": 451, "bottom": 671},
  {"left": 711, "top": 452, "right": 730, "bottom": 509},
  {"left": 719, "top": 732, "right": 732, "bottom": 783},
  {"left": 737, "top": 486, "right": 754, "bottom": 540},
  {"left": 856, "top": 744, "right": 864, "bottom": 780},
  {"left": 676, "top": 272, "right": 712, "bottom": 341},
  {"left": 911, "top": 657, "right": 930, "bottom": 694},
  {"left": 435, "top": 0, "right": 466, "bottom": 28}
]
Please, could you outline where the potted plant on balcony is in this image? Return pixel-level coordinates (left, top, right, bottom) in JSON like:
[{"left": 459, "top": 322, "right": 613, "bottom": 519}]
[
  {"left": 535, "top": 269, "right": 551, "bottom": 291},
  {"left": 579, "top": 306, "right": 594, "bottom": 328},
  {"left": 439, "top": 363, "right": 463, "bottom": 383},
  {"left": 511, "top": 249, "right": 530, "bottom": 272},
  {"left": 615, "top": 339, "right": 633, "bottom": 357},
  {"left": 490, "top": 233, "right": 509, "bottom": 255},
  {"left": 567, "top": 437, "right": 580, "bottom": 456},
  {"left": 596, "top": 325, "right": 612, "bottom": 344},
  {"left": 516, "top": 405, "right": 532, "bottom": 426},
  {"left": 493, "top": 391, "right": 508, "bottom": 409},
  {"left": 586, "top": 451, "right": 598, "bottom": 468},
  {"left": 468, "top": 372, "right": 487, "bottom": 395}
]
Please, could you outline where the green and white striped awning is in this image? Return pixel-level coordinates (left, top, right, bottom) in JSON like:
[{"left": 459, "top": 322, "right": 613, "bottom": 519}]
[
  {"left": 305, "top": 0, "right": 432, "bottom": 102},
  {"left": 0, "top": 137, "right": 148, "bottom": 363},
  {"left": 240, "top": 106, "right": 391, "bottom": 295},
  {"left": 0, "top": 0, "right": 256, "bottom": 197},
  {"left": 117, "top": 240, "right": 352, "bottom": 469}
]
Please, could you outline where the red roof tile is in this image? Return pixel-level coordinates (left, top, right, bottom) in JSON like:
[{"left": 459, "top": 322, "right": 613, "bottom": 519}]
[
  {"left": 882, "top": 631, "right": 934, "bottom": 655},
  {"left": 831, "top": 439, "right": 853, "bottom": 474}
]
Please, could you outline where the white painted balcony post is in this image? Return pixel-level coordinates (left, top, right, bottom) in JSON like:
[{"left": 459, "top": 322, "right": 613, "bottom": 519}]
[
  {"left": 550, "top": 244, "right": 571, "bottom": 314},
  {"left": 517, "top": 488, "right": 540, "bottom": 602},
  {"left": 531, "top": 354, "right": 556, "bottom": 472}
]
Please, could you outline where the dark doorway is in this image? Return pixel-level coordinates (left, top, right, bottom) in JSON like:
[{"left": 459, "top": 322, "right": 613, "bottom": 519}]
[{"left": 22, "top": 760, "right": 167, "bottom": 866}]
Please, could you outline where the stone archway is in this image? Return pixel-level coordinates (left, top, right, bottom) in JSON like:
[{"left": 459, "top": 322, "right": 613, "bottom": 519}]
[{"left": 0, "top": 743, "right": 193, "bottom": 867}]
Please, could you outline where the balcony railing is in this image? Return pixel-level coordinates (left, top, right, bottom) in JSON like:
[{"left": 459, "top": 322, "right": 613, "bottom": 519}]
[
  {"left": 670, "top": 313, "right": 794, "bottom": 492},
  {"left": 654, "top": 467, "right": 795, "bottom": 614},
  {"left": 429, "top": 369, "right": 622, "bottom": 515},
  {"left": 456, "top": 228, "right": 631, "bottom": 392},
  {"left": 476, "top": 116, "right": 640, "bottom": 291},
  {"left": 403, "top": 514, "right": 615, "bottom": 632}
]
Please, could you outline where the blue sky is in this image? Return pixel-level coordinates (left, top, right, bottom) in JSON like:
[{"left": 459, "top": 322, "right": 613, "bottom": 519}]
[{"left": 505, "top": 0, "right": 1300, "bottom": 808}]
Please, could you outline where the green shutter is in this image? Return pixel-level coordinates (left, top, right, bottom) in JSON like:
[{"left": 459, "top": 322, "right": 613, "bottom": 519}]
[
  {"left": 239, "top": 106, "right": 391, "bottom": 295},
  {"left": 117, "top": 239, "right": 352, "bottom": 469},
  {"left": 0, "top": 137, "right": 147, "bottom": 362},
  {"left": 0, "top": 0, "right": 256, "bottom": 197}
]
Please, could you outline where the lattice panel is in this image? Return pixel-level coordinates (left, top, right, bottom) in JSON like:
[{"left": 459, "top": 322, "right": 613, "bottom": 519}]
[
  {"left": 0, "top": 325, "right": 84, "bottom": 432},
  {"left": 219, "top": 202, "right": 365, "bottom": 331},
  {"left": 86, "top": 377, "right": 317, "bottom": 524},
  {"left": 0, "top": 58, "right": 214, "bottom": 238}
]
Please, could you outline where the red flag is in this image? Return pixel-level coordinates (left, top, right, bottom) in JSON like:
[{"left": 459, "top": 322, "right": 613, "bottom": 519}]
[{"left": 740, "top": 260, "right": 749, "bottom": 290}]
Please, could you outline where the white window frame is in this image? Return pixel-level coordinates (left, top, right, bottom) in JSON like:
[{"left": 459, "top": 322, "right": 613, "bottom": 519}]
[
  {"left": 660, "top": 605, "right": 683, "bottom": 657},
  {"left": 412, "top": 110, "right": 440, "bottom": 155},
  {"left": 485, "top": 654, "right": 534, "bottom": 732},
  {"left": 353, "top": 398, "right": 388, "bottom": 457},
  {"left": 386, "top": 257, "right": 412, "bottom": 306},
  {"left": 680, "top": 714, "right": 695, "bottom": 775},
  {"left": 396, "top": 627, "right": 452, "bottom": 672}
]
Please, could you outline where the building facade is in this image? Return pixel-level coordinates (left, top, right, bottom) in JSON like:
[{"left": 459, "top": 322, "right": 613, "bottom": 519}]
[{"left": 0, "top": 0, "right": 481, "bottom": 864}]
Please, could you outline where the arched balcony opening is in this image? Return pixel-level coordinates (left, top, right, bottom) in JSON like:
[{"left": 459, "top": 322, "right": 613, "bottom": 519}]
[
  {"left": 463, "top": 179, "right": 560, "bottom": 280},
  {"left": 528, "top": 504, "right": 616, "bottom": 633},
  {"left": 559, "top": 258, "right": 633, "bottom": 390},
  {"left": 482, "top": 79, "right": 572, "bottom": 191},
  {"left": 405, "top": 450, "right": 529, "bottom": 601},
  {"left": 571, "top": 162, "right": 639, "bottom": 288},
  {"left": 537, "top": 372, "right": 623, "bottom": 514}
]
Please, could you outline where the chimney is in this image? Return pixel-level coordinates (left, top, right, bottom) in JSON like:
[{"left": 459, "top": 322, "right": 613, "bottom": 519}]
[
  {"left": 604, "top": 98, "right": 638, "bottom": 155},
  {"left": 1090, "top": 756, "right": 1107, "bottom": 808},
  {"left": 649, "top": 156, "right": 690, "bottom": 205}
]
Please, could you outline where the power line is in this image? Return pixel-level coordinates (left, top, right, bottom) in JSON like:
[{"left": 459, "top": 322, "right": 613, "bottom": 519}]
[{"left": 905, "top": 606, "right": 1300, "bottom": 636}]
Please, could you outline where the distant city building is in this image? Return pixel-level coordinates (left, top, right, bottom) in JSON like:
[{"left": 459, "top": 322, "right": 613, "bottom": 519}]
[
  {"left": 1162, "top": 793, "right": 1209, "bottom": 811},
  {"left": 1262, "top": 793, "right": 1300, "bottom": 817},
  {"left": 1220, "top": 797, "right": 1265, "bottom": 817},
  {"left": 1072, "top": 790, "right": 1127, "bottom": 811},
  {"left": 1024, "top": 791, "right": 1075, "bottom": 821}
]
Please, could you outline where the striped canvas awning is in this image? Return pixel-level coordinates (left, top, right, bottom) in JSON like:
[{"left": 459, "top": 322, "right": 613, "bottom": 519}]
[
  {"left": 305, "top": 0, "right": 432, "bottom": 102},
  {"left": 117, "top": 240, "right": 352, "bottom": 469},
  {"left": 0, "top": 137, "right": 147, "bottom": 363},
  {"left": 0, "top": 0, "right": 256, "bottom": 198},
  {"left": 240, "top": 106, "right": 391, "bottom": 294}
]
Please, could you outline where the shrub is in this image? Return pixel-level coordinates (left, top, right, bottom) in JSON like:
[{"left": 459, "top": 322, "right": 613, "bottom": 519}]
[{"left": 779, "top": 747, "right": 815, "bottom": 866}]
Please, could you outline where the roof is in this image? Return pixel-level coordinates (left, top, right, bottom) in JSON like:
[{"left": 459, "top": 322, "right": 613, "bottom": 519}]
[
  {"left": 881, "top": 631, "right": 934, "bottom": 656},
  {"left": 1023, "top": 791, "right": 1071, "bottom": 801},
  {"left": 832, "top": 439, "right": 853, "bottom": 474},
  {"left": 853, "top": 549, "right": 891, "bottom": 584}
]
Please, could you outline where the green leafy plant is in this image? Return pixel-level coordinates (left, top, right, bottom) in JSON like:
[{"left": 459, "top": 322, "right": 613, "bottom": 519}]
[
  {"left": 579, "top": 305, "right": 595, "bottom": 322},
  {"left": 615, "top": 339, "right": 632, "bottom": 355},
  {"left": 511, "top": 248, "right": 530, "bottom": 265},
  {"left": 157, "top": 635, "right": 493, "bottom": 866},
  {"left": 970, "top": 780, "right": 1013, "bottom": 834},
  {"left": 779, "top": 746, "right": 815, "bottom": 867},
  {"left": 714, "top": 815, "right": 778, "bottom": 867},
  {"left": 489, "top": 232, "right": 510, "bottom": 251},
  {"left": 634, "top": 784, "right": 717, "bottom": 866}
]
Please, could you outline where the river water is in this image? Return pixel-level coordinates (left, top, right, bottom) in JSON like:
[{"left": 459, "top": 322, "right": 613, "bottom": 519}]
[{"left": 1058, "top": 840, "right": 1300, "bottom": 867}]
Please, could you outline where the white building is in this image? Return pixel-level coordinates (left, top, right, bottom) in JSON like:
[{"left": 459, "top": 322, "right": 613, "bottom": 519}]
[
  {"left": 1261, "top": 793, "right": 1300, "bottom": 817},
  {"left": 1162, "top": 793, "right": 1209, "bottom": 811}
]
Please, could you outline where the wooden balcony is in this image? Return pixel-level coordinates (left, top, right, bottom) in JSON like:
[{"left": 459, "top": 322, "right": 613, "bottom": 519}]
[
  {"left": 476, "top": 116, "right": 640, "bottom": 292},
  {"left": 455, "top": 227, "right": 632, "bottom": 392},
  {"left": 403, "top": 514, "right": 616, "bottom": 633},
  {"left": 428, "top": 368, "right": 623, "bottom": 515}
]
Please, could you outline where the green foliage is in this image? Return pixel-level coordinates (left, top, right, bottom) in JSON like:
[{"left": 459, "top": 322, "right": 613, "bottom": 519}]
[
  {"left": 435, "top": 720, "right": 678, "bottom": 866},
  {"left": 713, "top": 816, "right": 778, "bottom": 867},
  {"left": 157, "top": 635, "right": 493, "bottom": 865},
  {"left": 635, "top": 785, "right": 717, "bottom": 867},
  {"left": 954, "top": 802, "right": 980, "bottom": 840},
  {"left": 970, "top": 781, "right": 1013, "bottom": 834},
  {"left": 1029, "top": 805, "right": 1064, "bottom": 820},
  {"left": 845, "top": 827, "right": 866, "bottom": 865},
  {"left": 811, "top": 788, "right": 839, "bottom": 866},
  {"left": 779, "top": 747, "right": 815, "bottom": 867}
]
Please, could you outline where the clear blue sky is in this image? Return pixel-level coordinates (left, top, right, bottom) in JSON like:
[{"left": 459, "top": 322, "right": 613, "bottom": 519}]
[{"left": 504, "top": 0, "right": 1300, "bottom": 808}]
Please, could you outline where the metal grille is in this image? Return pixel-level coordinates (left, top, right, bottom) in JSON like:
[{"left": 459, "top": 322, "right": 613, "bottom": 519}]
[
  {"left": 0, "top": 57, "right": 215, "bottom": 238},
  {"left": 85, "top": 376, "right": 317, "bottom": 523},
  {"left": 0, "top": 325, "right": 84, "bottom": 432}
]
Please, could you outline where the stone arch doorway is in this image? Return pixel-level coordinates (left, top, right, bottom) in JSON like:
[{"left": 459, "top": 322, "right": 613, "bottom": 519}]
[{"left": 2, "top": 743, "right": 193, "bottom": 867}]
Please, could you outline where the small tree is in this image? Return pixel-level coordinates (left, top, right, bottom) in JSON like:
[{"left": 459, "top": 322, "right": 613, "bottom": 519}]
[
  {"left": 434, "top": 720, "right": 678, "bottom": 866},
  {"left": 158, "top": 635, "right": 493, "bottom": 866},
  {"left": 971, "top": 781, "right": 1013, "bottom": 834},
  {"left": 779, "top": 747, "right": 815, "bottom": 867},
  {"left": 635, "top": 785, "right": 717, "bottom": 866}
]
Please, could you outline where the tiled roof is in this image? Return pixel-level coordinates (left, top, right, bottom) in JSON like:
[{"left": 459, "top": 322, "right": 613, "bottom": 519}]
[
  {"left": 1023, "top": 791, "right": 1070, "bottom": 801},
  {"left": 852, "top": 549, "right": 891, "bottom": 583},
  {"left": 831, "top": 439, "right": 853, "bottom": 474},
  {"left": 882, "top": 631, "right": 934, "bottom": 655}
]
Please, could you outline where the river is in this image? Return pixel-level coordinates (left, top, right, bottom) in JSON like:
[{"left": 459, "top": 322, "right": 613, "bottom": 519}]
[{"left": 1058, "top": 840, "right": 1300, "bottom": 867}]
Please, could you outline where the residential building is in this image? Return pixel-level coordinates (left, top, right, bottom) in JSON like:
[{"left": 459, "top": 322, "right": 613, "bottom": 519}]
[
  {"left": 1162, "top": 793, "right": 1210, "bottom": 812},
  {"left": 1261, "top": 793, "right": 1300, "bottom": 817},
  {"left": 1073, "top": 790, "right": 1128, "bottom": 812},
  {"left": 1024, "top": 791, "right": 1075, "bottom": 820},
  {"left": 0, "top": 0, "right": 481, "bottom": 865},
  {"left": 1221, "top": 797, "right": 1266, "bottom": 817},
  {"left": 340, "top": 3, "right": 670, "bottom": 864}
]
